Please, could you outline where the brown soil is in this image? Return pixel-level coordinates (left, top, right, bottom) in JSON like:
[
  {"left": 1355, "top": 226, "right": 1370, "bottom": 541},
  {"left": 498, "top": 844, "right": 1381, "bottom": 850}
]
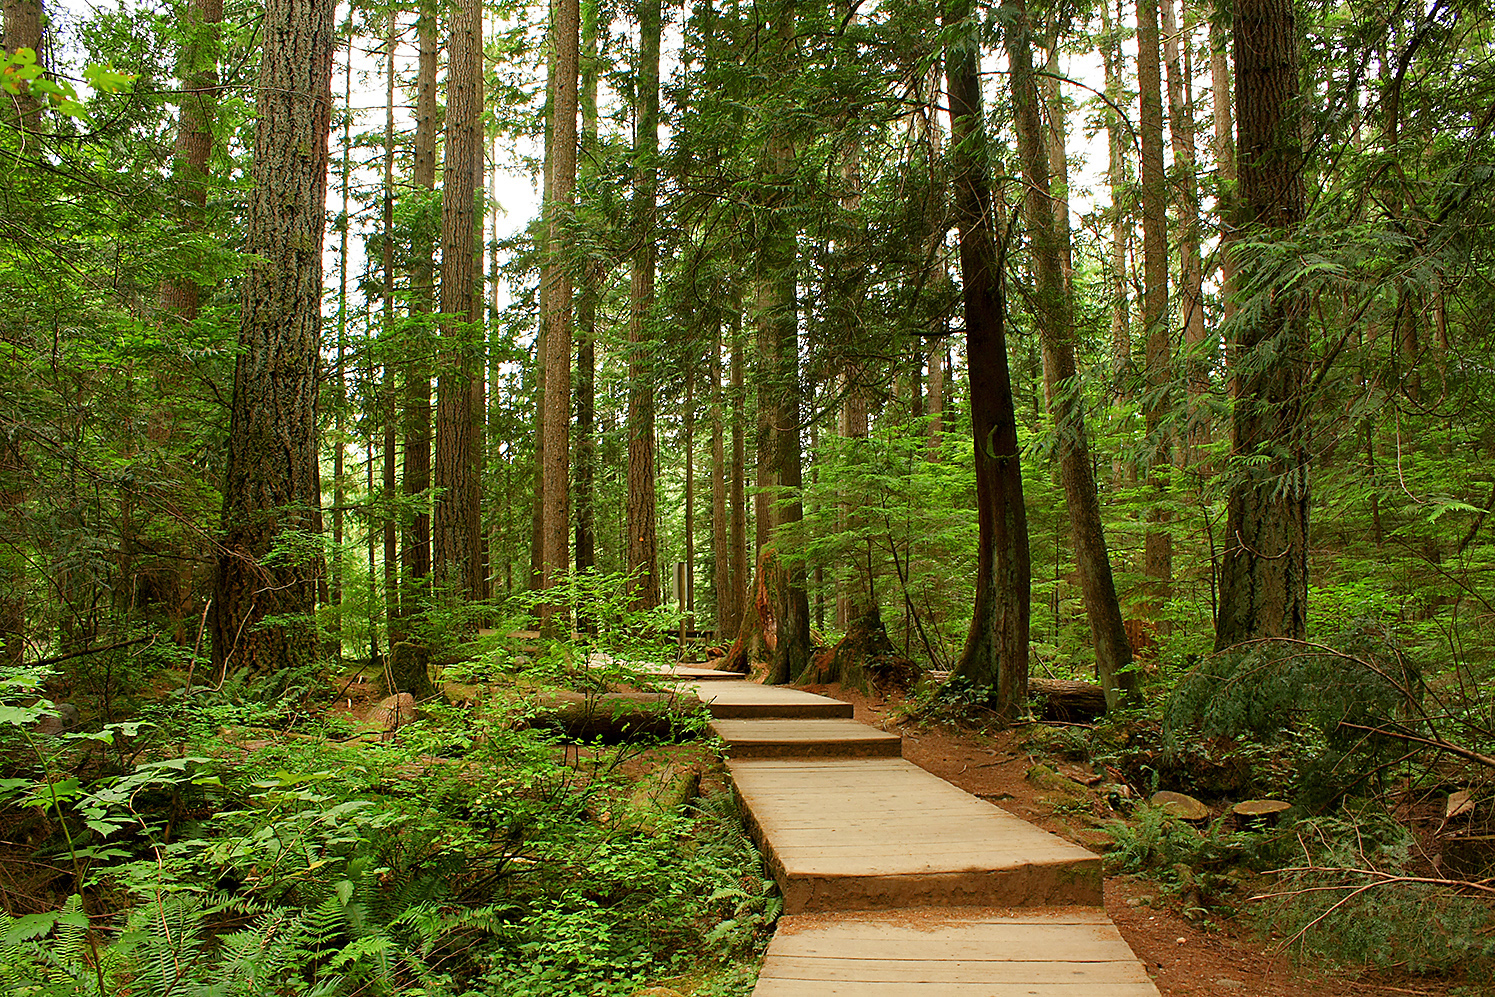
[{"left": 798, "top": 681, "right": 1463, "bottom": 997}]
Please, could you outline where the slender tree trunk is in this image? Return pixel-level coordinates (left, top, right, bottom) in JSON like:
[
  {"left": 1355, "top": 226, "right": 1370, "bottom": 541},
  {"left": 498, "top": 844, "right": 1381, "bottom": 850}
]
[
  {"left": 1100, "top": 0, "right": 1131, "bottom": 400},
  {"left": 711, "top": 317, "right": 730, "bottom": 638},
  {"left": 331, "top": 43, "right": 351, "bottom": 657},
  {"left": 684, "top": 364, "right": 696, "bottom": 623},
  {"left": 540, "top": 0, "right": 580, "bottom": 631},
  {"left": 574, "top": 0, "right": 600, "bottom": 577},
  {"left": 1210, "top": 15, "right": 1238, "bottom": 323},
  {"left": 380, "top": 11, "right": 399, "bottom": 664},
  {"left": 1138, "top": 0, "right": 1172, "bottom": 631},
  {"left": 946, "top": 0, "right": 1030, "bottom": 717},
  {"left": 210, "top": 0, "right": 334, "bottom": 676},
  {"left": 1165, "top": 0, "right": 1207, "bottom": 466},
  {"left": 626, "top": 0, "right": 661, "bottom": 610},
  {"left": 1215, "top": 0, "right": 1308, "bottom": 649},
  {"left": 728, "top": 302, "right": 748, "bottom": 636},
  {"left": 1008, "top": 0, "right": 1135, "bottom": 707}
]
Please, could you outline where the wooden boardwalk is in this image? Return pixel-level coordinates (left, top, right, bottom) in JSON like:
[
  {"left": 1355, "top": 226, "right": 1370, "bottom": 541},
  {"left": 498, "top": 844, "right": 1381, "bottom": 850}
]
[{"left": 667, "top": 671, "right": 1159, "bottom": 995}]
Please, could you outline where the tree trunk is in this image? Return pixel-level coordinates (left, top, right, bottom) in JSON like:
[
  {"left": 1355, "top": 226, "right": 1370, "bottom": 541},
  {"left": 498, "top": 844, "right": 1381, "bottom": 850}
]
[
  {"left": 1138, "top": 0, "right": 1172, "bottom": 631},
  {"left": 802, "top": 605, "right": 920, "bottom": 696},
  {"left": 1214, "top": 0, "right": 1309, "bottom": 649},
  {"left": 1210, "top": 13, "right": 1238, "bottom": 325},
  {"left": 434, "top": 0, "right": 482, "bottom": 599},
  {"left": 210, "top": 0, "right": 334, "bottom": 677},
  {"left": 711, "top": 317, "right": 730, "bottom": 638},
  {"left": 727, "top": 302, "right": 748, "bottom": 636},
  {"left": 1099, "top": 0, "right": 1131, "bottom": 400},
  {"left": 380, "top": 12, "right": 398, "bottom": 660},
  {"left": 945, "top": 0, "right": 1030, "bottom": 719},
  {"left": 540, "top": 0, "right": 580, "bottom": 633},
  {"left": 755, "top": 0, "right": 810, "bottom": 687},
  {"left": 574, "top": 0, "right": 601, "bottom": 577},
  {"left": 626, "top": 0, "right": 661, "bottom": 611},
  {"left": 394, "top": 1, "right": 437, "bottom": 698},
  {"left": 1164, "top": 0, "right": 1207, "bottom": 466},
  {"left": 1007, "top": 0, "right": 1135, "bottom": 708},
  {"left": 2, "top": 0, "right": 42, "bottom": 127}
]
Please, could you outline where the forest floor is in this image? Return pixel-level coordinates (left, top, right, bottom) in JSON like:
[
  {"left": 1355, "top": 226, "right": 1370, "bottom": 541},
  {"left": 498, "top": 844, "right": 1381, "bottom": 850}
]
[{"left": 793, "top": 681, "right": 1465, "bottom": 997}]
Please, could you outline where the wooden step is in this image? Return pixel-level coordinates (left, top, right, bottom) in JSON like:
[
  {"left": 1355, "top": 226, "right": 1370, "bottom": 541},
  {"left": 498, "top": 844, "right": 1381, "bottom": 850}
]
[
  {"left": 688, "top": 680, "right": 855, "bottom": 719},
  {"left": 752, "top": 907, "right": 1159, "bottom": 996},
  {"left": 728, "top": 758, "right": 1102, "bottom": 914},
  {"left": 711, "top": 718, "right": 903, "bottom": 759}
]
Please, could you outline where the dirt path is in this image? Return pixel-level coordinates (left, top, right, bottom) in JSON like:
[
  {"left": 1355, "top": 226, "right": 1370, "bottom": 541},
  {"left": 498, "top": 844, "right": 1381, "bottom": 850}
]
[{"left": 800, "top": 683, "right": 1459, "bottom": 997}]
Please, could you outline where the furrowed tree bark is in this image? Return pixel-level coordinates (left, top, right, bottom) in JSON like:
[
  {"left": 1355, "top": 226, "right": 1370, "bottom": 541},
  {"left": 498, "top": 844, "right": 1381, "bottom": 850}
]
[
  {"left": 1214, "top": 0, "right": 1309, "bottom": 649},
  {"left": 626, "top": 0, "right": 661, "bottom": 611},
  {"left": 756, "top": 0, "right": 810, "bottom": 685},
  {"left": 210, "top": 0, "right": 334, "bottom": 677},
  {"left": 394, "top": 0, "right": 437, "bottom": 698},
  {"left": 1138, "top": 0, "right": 1172, "bottom": 636},
  {"left": 1007, "top": 0, "right": 1135, "bottom": 708},
  {"left": 574, "top": 0, "right": 601, "bottom": 578},
  {"left": 945, "top": 0, "right": 1030, "bottom": 719},
  {"left": 540, "top": 0, "right": 579, "bottom": 633},
  {"left": 434, "top": 0, "right": 483, "bottom": 601}
]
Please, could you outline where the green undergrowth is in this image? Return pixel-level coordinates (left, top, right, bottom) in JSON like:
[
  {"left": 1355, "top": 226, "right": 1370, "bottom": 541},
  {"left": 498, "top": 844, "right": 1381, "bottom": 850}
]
[{"left": 0, "top": 651, "right": 777, "bottom": 997}]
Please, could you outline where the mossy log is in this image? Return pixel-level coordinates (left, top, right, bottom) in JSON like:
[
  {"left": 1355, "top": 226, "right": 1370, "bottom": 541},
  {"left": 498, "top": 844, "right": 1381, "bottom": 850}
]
[
  {"left": 1029, "top": 678, "right": 1107, "bottom": 723},
  {"left": 521, "top": 689, "right": 703, "bottom": 743}
]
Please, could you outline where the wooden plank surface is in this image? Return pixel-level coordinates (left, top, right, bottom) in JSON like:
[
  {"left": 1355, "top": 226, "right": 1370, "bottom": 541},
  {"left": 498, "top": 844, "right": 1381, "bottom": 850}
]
[
  {"left": 753, "top": 909, "right": 1160, "bottom": 996},
  {"left": 728, "top": 758, "right": 1101, "bottom": 912},
  {"left": 711, "top": 719, "right": 904, "bottom": 759},
  {"left": 688, "top": 681, "right": 855, "bottom": 718}
]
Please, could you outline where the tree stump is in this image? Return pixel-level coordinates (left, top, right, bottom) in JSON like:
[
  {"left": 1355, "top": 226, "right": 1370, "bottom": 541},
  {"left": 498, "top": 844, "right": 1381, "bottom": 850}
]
[
  {"left": 799, "top": 605, "right": 919, "bottom": 696},
  {"left": 1151, "top": 790, "right": 1209, "bottom": 824},
  {"left": 1231, "top": 799, "right": 1290, "bottom": 829}
]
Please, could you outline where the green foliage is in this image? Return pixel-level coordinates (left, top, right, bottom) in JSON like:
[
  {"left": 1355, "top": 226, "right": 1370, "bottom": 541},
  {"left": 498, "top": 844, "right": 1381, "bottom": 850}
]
[
  {"left": 1255, "top": 812, "right": 1495, "bottom": 977},
  {"left": 0, "top": 651, "right": 772, "bottom": 996},
  {"left": 1164, "top": 630, "right": 1423, "bottom": 807}
]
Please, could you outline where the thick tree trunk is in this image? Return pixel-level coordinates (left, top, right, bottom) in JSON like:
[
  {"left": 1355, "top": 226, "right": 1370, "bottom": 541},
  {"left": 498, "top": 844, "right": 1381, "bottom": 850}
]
[
  {"left": 434, "top": 0, "right": 483, "bottom": 599},
  {"left": 394, "top": 3, "right": 438, "bottom": 698},
  {"left": 756, "top": 0, "right": 810, "bottom": 687},
  {"left": 626, "top": 0, "right": 661, "bottom": 611},
  {"left": 945, "top": 0, "right": 1030, "bottom": 719},
  {"left": 1215, "top": 0, "right": 1308, "bottom": 649},
  {"left": 210, "top": 0, "right": 334, "bottom": 677},
  {"left": 2, "top": 0, "right": 42, "bottom": 127},
  {"left": 1007, "top": 0, "right": 1135, "bottom": 708},
  {"left": 540, "top": 0, "right": 580, "bottom": 632},
  {"left": 1138, "top": 0, "right": 1172, "bottom": 630}
]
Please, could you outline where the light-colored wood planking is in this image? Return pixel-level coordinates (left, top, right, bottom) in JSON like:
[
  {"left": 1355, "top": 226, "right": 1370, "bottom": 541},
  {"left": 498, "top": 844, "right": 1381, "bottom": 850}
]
[
  {"left": 728, "top": 757, "right": 1102, "bottom": 912},
  {"left": 689, "top": 681, "right": 855, "bottom": 719},
  {"left": 753, "top": 910, "right": 1160, "bottom": 995},
  {"left": 712, "top": 718, "right": 904, "bottom": 759}
]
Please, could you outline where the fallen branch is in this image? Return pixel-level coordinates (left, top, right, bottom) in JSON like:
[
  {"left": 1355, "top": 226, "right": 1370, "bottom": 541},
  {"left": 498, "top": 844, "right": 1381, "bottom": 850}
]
[{"left": 1336, "top": 721, "right": 1495, "bottom": 771}]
